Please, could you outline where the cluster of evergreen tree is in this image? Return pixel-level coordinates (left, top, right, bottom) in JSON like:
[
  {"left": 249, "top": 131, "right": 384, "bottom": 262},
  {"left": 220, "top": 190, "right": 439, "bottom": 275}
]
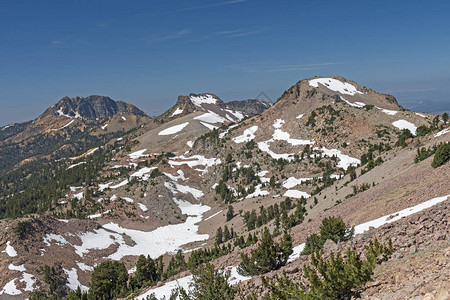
[
  {"left": 215, "top": 224, "right": 236, "bottom": 244},
  {"left": 302, "top": 216, "right": 354, "bottom": 255},
  {"left": 242, "top": 197, "right": 307, "bottom": 231},
  {"left": 238, "top": 228, "right": 293, "bottom": 276},
  {"left": 215, "top": 163, "right": 263, "bottom": 202},
  {"left": 359, "top": 143, "right": 389, "bottom": 175},
  {"left": 345, "top": 182, "right": 371, "bottom": 199},
  {"left": 414, "top": 144, "right": 439, "bottom": 163}
]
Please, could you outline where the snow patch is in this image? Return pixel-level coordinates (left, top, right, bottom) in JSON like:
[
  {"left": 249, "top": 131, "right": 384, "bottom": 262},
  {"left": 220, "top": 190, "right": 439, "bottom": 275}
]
[
  {"left": 204, "top": 209, "right": 223, "bottom": 221},
  {"left": 88, "top": 210, "right": 111, "bottom": 219},
  {"left": 340, "top": 96, "right": 365, "bottom": 108},
  {"left": 190, "top": 94, "right": 218, "bottom": 106},
  {"left": 282, "top": 177, "right": 312, "bottom": 189},
  {"left": 20, "top": 273, "right": 37, "bottom": 292},
  {"left": 129, "top": 149, "right": 149, "bottom": 160},
  {"left": 138, "top": 203, "right": 148, "bottom": 212},
  {"left": 77, "top": 262, "right": 94, "bottom": 272},
  {"left": 232, "top": 126, "right": 258, "bottom": 143},
  {"left": 3, "top": 241, "right": 18, "bottom": 257},
  {"left": 284, "top": 190, "right": 311, "bottom": 199},
  {"left": 245, "top": 184, "right": 269, "bottom": 199},
  {"left": 64, "top": 268, "right": 89, "bottom": 292},
  {"left": 0, "top": 278, "right": 21, "bottom": 295},
  {"left": 165, "top": 182, "right": 204, "bottom": 200},
  {"left": 224, "top": 109, "right": 245, "bottom": 121},
  {"left": 67, "top": 161, "right": 86, "bottom": 169},
  {"left": 434, "top": 128, "right": 449, "bottom": 138},
  {"left": 392, "top": 119, "right": 417, "bottom": 135},
  {"left": 171, "top": 107, "right": 184, "bottom": 117},
  {"left": 309, "top": 78, "right": 364, "bottom": 95},
  {"left": 315, "top": 147, "right": 360, "bottom": 170},
  {"left": 137, "top": 275, "right": 193, "bottom": 300},
  {"left": 164, "top": 170, "right": 187, "bottom": 182},
  {"left": 54, "top": 119, "right": 75, "bottom": 130},
  {"left": 194, "top": 111, "right": 227, "bottom": 123},
  {"left": 158, "top": 122, "right": 189, "bottom": 136},
  {"left": 44, "top": 233, "right": 69, "bottom": 247},
  {"left": 8, "top": 264, "right": 26, "bottom": 272},
  {"left": 169, "top": 155, "right": 221, "bottom": 175},
  {"left": 200, "top": 121, "right": 219, "bottom": 130},
  {"left": 376, "top": 107, "right": 398, "bottom": 115}
]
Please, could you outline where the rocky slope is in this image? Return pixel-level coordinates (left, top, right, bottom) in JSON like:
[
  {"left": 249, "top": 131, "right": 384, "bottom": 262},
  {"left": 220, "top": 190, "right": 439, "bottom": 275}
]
[{"left": 236, "top": 200, "right": 449, "bottom": 299}]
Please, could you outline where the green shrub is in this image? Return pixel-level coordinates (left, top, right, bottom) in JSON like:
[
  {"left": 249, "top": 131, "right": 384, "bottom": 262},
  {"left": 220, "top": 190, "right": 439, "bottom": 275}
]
[{"left": 431, "top": 142, "right": 450, "bottom": 168}]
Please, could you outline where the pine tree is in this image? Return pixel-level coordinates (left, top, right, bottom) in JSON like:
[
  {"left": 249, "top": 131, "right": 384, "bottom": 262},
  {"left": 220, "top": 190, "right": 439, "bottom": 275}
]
[
  {"left": 226, "top": 205, "right": 234, "bottom": 221},
  {"left": 224, "top": 225, "right": 231, "bottom": 242},
  {"left": 442, "top": 112, "right": 449, "bottom": 124},
  {"left": 216, "top": 227, "right": 223, "bottom": 244}
]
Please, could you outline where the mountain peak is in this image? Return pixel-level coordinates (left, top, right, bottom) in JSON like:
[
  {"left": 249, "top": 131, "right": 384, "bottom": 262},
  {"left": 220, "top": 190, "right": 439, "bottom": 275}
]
[
  {"left": 277, "top": 75, "right": 401, "bottom": 110},
  {"left": 45, "top": 95, "right": 148, "bottom": 120}
]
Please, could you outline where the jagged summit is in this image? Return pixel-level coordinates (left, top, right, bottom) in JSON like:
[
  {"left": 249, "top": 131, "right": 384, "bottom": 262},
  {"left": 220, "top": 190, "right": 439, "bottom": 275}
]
[
  {"left": 42, "top": 95, "right": 148, "bottom": 120},
  {"left": 159, "top": 93, "right": 270, "bottom": 123}
]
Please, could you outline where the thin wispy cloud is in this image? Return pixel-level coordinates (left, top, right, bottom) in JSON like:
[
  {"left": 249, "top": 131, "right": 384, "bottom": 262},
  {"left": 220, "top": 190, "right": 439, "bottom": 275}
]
[
  {"left": 188, "top": 27, "right": 267, "bottom": 42},
  {"left": 227, "top": 62, "right": 341, "bottom": 73},
  {"left": 224, "top": 29, "right": 264, "bottom": 38},
  {"left": 143, "top": 29, "right": 192, "bottom": 42},
  {"left": 137, "top": 0, "right": 247, "bottom": 17}
]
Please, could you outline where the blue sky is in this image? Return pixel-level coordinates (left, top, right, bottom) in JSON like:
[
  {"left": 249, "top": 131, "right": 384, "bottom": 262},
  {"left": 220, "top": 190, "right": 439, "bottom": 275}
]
[{"left": 1, "top": 0, "right": 449, "bottom": 125}]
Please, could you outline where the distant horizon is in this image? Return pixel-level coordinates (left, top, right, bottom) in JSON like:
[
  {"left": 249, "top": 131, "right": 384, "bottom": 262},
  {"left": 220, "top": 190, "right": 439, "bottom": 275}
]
[
  {"left": 1, "top": 77, "right": 448, "bottom": 127},
  {"left": 1, "top": 1, "right": 449, "bottom": 126}
]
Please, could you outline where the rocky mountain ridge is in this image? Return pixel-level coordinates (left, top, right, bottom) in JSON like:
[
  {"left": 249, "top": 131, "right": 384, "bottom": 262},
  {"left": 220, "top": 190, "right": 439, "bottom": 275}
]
[{"left": 41, "top": 95, "right": 148, "bottom": 120}]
